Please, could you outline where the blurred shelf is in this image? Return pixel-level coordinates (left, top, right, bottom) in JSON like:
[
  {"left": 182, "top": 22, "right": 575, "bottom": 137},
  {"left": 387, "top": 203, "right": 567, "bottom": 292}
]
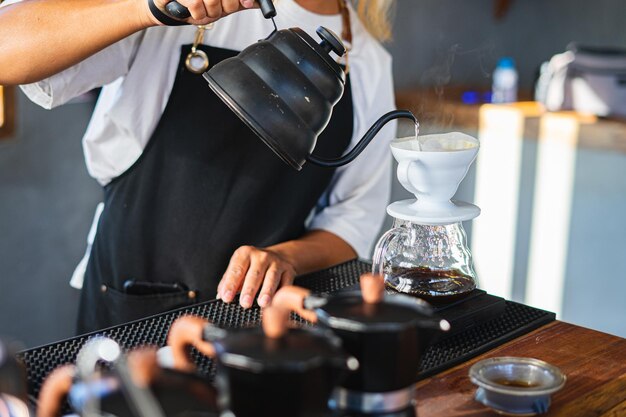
[
  {"left": 396, "top": 87, "right": 626, "bottom": 154},
  {"left": 395, "top": 86, "right": 533, "bottom": 132}
]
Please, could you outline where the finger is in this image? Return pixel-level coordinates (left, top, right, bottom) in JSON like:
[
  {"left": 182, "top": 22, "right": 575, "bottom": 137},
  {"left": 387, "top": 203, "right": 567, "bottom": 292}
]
[
  {"left": 219, "top": 0, "right": 244, "bottom": 14},
  {"left": 257, "top": 265, "right": 283, "bottom": 308},
  {"left": 177, "top": 0, "right": 208, "bottom": 21},
  {"left": 239, "top": 0, "right": 255, "bottom": 9},
  {"left": 239, "top": 254, "right": 270, "bottom": 309},
  {"left": 279, "top": 269, "right": 296, "bottom": 288},
  {"left": 204, "top": 0, "right": 222, "bottom": 19},
  {"left": 219, "top": 247, "right": 251, "bottom": 303}
]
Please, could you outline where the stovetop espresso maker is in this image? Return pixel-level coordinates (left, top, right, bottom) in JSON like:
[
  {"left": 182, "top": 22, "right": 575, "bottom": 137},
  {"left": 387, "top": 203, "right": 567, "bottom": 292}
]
[
  {"left": 167, "top": 313, "right": 358, "bottom": 417},
  {"left": 272, "top": 274, "right": 449, "bottom": 416},
  {"left": 163, "top": 0, "right": 418, "bottom": 170}
]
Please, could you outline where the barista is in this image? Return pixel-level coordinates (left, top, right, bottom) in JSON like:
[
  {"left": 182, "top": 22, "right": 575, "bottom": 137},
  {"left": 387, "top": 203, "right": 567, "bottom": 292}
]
[{"left": 0, "top": 0, "right": 397, "bottom": 333}]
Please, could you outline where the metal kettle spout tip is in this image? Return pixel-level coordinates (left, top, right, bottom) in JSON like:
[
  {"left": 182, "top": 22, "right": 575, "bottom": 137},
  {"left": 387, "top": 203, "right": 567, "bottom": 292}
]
[
  {"left": 418, "top": 318, "right": 451, "bottom": 333},
  {"left": 307, "top": 110, "right": 418, "bottom": 168}
]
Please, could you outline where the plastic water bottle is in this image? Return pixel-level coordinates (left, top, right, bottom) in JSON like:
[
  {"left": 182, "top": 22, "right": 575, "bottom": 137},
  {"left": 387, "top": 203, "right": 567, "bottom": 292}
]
[{"left": 492, "top": 57, "right": 518, "bottom": 103}]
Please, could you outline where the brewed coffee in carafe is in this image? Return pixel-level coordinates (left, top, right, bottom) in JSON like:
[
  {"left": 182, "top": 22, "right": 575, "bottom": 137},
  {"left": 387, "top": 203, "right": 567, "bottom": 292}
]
[{"left": 373, "top": 132, "right": 481, "bottom": 302}]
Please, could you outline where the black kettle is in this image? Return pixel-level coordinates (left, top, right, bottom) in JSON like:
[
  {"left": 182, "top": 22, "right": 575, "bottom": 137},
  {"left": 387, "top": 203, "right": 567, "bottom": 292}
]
[{"left": 165, "top": 0, "right": 417, "bottom": 170}]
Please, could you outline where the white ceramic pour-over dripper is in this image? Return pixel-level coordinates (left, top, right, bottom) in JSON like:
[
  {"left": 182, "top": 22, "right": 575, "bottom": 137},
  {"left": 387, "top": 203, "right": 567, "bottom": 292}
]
[{"left": 387, "top": 132, "right": 480, "bottom": 225}]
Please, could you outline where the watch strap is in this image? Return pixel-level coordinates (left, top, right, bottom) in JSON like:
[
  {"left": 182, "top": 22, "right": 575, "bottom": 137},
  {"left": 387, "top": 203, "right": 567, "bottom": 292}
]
[{"left": 147, "top": 0, "right": 188, "bottom": 26}]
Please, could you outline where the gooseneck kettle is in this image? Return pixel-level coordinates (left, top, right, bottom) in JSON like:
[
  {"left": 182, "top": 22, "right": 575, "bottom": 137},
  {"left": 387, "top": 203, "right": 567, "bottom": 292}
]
[{"left": 164, "top": 0, "right": 417, "bottom": 170}]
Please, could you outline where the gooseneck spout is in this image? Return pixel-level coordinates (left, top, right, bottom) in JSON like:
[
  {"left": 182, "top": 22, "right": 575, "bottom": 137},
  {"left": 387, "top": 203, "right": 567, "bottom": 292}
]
[{"left": 307, "top": 110, "right": 418, "bottom": 168}]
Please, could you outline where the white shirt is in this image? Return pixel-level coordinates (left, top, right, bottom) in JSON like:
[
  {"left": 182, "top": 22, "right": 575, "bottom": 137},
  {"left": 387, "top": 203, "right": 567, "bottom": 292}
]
[{"left": 15, "top": 0, "right": 397, "bottom": 260}]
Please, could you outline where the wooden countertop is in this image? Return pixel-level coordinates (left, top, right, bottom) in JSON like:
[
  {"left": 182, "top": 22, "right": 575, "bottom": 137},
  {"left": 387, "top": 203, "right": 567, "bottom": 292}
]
[{"left": 414, "top": 321, "right": 626, "bottom": 416}]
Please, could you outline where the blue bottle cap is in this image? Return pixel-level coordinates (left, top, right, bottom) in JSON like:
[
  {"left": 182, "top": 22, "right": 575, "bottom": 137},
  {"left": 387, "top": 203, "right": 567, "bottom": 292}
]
[{"left": 497, "top": 57, "right": 516, "bottom": 69}]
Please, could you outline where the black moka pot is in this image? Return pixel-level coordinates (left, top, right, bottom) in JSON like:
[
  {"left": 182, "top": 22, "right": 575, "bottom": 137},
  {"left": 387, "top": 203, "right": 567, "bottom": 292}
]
[
  {"left": 273, "top": 275, "right": 450, "bottom": 415},
  {"left": 164, "top": 0, "right": 417, "bottom": 170},
  {"left": 167, "top": 313, "right": 358, "bottom": 417}
]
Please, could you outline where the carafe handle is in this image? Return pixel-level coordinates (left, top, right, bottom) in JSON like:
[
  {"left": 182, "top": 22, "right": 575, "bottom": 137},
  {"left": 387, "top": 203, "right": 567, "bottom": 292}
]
[{"left": 372, "top": 226, "right": 407, "bottom": 277}]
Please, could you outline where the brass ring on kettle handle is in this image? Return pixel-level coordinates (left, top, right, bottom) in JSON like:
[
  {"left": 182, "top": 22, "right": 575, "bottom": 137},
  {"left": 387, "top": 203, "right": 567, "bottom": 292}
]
[{"left": 185, "top": 49, "right": 209, "bottom": 74}]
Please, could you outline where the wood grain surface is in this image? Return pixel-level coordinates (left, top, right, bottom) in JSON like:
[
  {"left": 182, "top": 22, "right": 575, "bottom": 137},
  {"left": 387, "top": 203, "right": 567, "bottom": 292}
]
[{"left": 413, "top": 321, "right": 626, "bottom": 416}]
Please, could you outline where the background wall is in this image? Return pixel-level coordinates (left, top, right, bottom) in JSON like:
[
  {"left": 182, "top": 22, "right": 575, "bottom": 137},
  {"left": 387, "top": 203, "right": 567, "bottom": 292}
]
[
  {"left": 389, "top": 0, "right": 626, "bottom": 91},
  {"left": 2, "top": 0, "right": 626, "bottom": 348},
  {"left": 0, "top": 94, "right": 100, "bottom": 347}
]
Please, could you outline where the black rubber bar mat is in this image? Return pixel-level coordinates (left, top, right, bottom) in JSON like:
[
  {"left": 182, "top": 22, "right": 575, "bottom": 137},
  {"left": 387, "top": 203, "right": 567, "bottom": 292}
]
[{"left": 18, "top": 259, "right": 555, "bottom": 403}]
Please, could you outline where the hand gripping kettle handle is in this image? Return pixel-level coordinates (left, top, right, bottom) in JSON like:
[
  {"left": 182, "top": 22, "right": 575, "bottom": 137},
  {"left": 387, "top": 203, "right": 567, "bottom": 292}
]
[{"left": 165, "top": 0, "right": 275, "bottom": 20}]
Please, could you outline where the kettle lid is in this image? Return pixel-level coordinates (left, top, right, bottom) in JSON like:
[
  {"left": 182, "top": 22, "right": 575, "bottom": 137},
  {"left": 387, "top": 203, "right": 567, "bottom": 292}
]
[
  {"left": 310, "top": 292, "right": 441, "bottom": 333},
  {"left": 290, "top": 26, "right": 347, "bottom": 83}
]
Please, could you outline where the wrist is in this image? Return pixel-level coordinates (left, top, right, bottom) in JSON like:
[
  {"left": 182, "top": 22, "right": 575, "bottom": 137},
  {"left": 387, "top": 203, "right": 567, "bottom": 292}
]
[
  {"left": 267, "top": 245, "right": 300, "bottom": 273},
  {"left": 136, "top": 0, "right": 166, "bottom": 27}
]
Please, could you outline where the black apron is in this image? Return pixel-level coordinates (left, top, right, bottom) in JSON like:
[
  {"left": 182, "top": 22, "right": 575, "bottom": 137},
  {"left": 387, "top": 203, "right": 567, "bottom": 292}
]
[{"left": 77, "top": 44, "right": 354, "bottom": 333}]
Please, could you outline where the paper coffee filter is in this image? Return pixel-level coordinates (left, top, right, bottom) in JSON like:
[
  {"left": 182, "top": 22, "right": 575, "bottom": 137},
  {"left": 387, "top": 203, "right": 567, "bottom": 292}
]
[
  {"left": 419, "top": 132, "right": 478, "bottom": 151},
  {"left": 394, "top": 132, "right": 479, "bottom": 152}
]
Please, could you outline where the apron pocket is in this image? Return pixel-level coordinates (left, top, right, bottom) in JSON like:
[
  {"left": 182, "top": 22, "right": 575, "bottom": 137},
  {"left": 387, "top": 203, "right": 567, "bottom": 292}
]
[{"left": 100, "top": 284, "right": 198, "bottom": 326}]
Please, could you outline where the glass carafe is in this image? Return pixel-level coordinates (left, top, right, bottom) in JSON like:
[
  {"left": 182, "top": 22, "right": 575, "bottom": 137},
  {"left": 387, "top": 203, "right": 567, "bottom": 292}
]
[{"left": 373, "top": 217, "right": 477, "bottom": 302}]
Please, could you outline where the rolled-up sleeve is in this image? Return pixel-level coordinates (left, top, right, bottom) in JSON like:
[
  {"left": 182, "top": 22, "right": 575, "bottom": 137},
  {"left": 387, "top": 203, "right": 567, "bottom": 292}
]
[
  {"left": 1, "top": 0, "right": 144, "bottom": 110},
  {"left": 308, "top": 52, "right": 397, "bottom": 259}
]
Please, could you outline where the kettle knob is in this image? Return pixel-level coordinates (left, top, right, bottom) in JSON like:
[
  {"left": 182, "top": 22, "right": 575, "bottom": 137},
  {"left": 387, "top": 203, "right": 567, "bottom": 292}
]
[{"left": 316, "top": 26, "right": 346, "bottom": 57}]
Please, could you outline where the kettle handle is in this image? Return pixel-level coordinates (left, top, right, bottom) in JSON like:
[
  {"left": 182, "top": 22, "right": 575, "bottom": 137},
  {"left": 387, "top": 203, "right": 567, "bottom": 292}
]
[
  {"left": 273, "top": 283, "right": 387, "bottom": 327},
  {"left": 164, "top": 0, "right": 276, "bottom": 20},
  {"left": 307, "top": 110, "right": 418, "bottom": 168},
  {"left": 167, "top": 316, "right": 218, "bottom": 372},
  {"left": 37, "top": 365, "right": 76, "bottom": 417},
  {"left": 272, "top": 286, "right": 320, "bottom": 324}
]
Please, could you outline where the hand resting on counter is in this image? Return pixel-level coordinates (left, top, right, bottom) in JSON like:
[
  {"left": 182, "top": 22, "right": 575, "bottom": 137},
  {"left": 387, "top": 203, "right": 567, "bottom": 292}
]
[{"left": 217, "top": 230, "right": 357, "bottom": 309}]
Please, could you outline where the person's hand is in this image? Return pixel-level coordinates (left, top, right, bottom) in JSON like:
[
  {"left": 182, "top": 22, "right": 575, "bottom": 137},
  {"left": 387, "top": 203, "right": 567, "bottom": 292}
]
[
  {"left": 150, "top": 0, "right": 256, "bottom": 26},
  {"left": 217, "top": 245, "right": 297, "bottom": 309}
]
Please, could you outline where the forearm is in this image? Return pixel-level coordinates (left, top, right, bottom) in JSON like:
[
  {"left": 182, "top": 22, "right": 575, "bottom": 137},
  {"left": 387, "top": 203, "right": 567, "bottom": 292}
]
[
  {"left": 0, "top": 0, "right": 155, "bottom": 85},
  {"left": 268, "top": 230, "right": 357, "bottom": 276}
]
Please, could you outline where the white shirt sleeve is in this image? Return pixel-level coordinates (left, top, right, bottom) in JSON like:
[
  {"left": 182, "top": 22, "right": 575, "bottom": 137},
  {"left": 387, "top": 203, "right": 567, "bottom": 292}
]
[
  {"left": 17, "top": 28, "right": 144, "bottom": 109},
  {"left": 307, "top": 51, "right": 397, "bottom": 259}
]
